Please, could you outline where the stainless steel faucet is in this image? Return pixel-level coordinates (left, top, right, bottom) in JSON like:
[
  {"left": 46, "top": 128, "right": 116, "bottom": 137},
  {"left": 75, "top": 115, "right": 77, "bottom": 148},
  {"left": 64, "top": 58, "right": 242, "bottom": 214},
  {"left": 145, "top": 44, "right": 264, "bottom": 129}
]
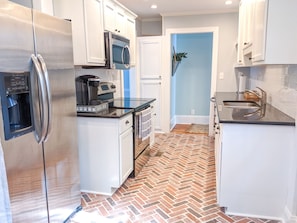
[
  {"left": 245, "top": 87, "right": 266, "bottom": 106},
  {"left": 244, "top": 87, "right": 267, "bottom": 117},
  {"left": 255, "top": 87, "right": 267, "bottom": 108}
]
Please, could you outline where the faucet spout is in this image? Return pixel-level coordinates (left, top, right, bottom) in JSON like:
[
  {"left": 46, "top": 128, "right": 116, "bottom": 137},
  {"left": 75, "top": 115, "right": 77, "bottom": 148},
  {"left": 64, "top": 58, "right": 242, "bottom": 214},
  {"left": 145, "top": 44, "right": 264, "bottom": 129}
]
[{"left": 255, "top": 87, "right": 267, "bottom": 107}]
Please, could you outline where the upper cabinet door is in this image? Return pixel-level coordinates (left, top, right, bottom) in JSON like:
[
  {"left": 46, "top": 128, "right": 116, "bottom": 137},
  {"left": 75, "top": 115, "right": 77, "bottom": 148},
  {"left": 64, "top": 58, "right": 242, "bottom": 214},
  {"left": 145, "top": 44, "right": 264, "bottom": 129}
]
[
  {"left": 83, "top": 0, "right": 106, "bottom": 64},
  {"left": 103, "top": 0, "right": 116, "bottom": 32},
  {"left": 103, "top": 0, "right": 137, "bottom": 38},
  {"left": 237, "top": 0, "right": 297, "bottom": 66},
  {"left": 126, "top": 14, "right": 136, "bottom": 66},
  {"left": 251, "top": 0, "right": 268, "bottom": 62},
  {"left": 103, "top": 0, "right": 126, "bottom": 36},
  {"left": 53, "top": 0, "right": 106, "bottom": 66},
  {"left": 138, "top": 36, "right": 163, "bottom": 79}
]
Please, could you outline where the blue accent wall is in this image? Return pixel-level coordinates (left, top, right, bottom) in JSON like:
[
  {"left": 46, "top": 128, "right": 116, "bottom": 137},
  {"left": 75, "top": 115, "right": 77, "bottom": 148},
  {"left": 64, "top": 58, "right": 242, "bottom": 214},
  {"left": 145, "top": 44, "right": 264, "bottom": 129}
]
[
  {"left": 174, "top": 33, "right": 213, "bottom": 116},
  {"left": 123, "top": 70, "right": 130, "bottom": 98}
]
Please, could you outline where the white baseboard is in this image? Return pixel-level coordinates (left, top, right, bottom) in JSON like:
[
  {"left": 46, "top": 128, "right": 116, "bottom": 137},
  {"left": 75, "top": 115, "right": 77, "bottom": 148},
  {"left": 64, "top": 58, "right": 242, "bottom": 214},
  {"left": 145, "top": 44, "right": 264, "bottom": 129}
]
[
  {"left": 225, "top": 211, "right": 284, "bottom": 223},
  {"left": 284, "top": 207, "right": 297, "bottom": 223},
  {"left": 175, "top": 115, "right": 209, "bottom": 125}
]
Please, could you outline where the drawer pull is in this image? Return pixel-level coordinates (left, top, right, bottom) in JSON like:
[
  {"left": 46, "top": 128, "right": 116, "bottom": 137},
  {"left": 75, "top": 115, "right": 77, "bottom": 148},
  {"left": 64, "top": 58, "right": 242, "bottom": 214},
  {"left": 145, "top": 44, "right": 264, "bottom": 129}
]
[{"left": 125, "top": 120, "right": 129, "bottom": 125}]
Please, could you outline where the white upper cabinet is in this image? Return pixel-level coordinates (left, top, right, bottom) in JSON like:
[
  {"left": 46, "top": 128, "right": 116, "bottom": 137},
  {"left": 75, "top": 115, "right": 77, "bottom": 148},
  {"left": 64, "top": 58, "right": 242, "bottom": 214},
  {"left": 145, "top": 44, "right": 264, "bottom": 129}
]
[
  {"left": 103, "top": 0, "right": 117, "bottom": 33},
  {"left": 126, "top": 12, "right": 136, "bottom": 66},
  {"left": 103, "top": 0, "right": 136, "bottom": 38},
  {"left": 237, "top": 0, "right": 297, "bottom": 66},
  {"left": 53, "top": 0, "right": 106, "bottom": 66},
  {"left": 251, "top": 0, "right": 267, "bottom": 62},
  {"left": 237, "top": 0, "right": 254, "bottom": 65}
]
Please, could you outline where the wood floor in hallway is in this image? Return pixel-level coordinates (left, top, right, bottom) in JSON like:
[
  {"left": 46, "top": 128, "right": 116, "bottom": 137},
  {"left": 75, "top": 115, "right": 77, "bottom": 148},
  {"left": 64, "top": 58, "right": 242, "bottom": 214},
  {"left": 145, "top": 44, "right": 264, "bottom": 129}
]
[{"left": 70, "top": 125, "right": 281, "bottom": 223}]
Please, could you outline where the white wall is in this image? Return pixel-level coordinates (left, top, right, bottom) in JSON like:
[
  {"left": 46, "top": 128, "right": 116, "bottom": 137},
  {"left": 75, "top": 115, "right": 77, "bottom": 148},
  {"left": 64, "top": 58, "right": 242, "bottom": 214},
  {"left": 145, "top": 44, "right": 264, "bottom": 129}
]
[
  {"left": 163, "top": 12, "right": 239, "bottom": 92},
  {"left": 139, "top": 19, "right": 162, "bottom": 36}
]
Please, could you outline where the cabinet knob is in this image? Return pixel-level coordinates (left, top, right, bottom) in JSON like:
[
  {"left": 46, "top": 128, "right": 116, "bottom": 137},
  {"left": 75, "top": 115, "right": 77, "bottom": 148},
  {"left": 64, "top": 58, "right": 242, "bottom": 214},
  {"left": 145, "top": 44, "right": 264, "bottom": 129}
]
[{"left": 125, "top": 120, "right": 129, "bottom": 125}]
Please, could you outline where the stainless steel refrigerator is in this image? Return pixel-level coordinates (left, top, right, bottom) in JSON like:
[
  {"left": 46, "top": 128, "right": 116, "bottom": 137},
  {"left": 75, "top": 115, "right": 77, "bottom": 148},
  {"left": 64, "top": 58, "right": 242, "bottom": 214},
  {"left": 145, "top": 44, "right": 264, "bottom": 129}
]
[{"left": 0, "top": 2, "right": 81, "bottom": 222}]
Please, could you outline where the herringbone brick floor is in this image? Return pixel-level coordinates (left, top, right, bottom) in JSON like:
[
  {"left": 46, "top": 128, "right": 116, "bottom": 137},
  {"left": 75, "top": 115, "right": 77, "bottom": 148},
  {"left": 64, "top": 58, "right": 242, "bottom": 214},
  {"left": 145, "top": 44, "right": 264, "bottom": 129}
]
[{"left": 70, "top": 131, "right": 281, "bottom": 223}]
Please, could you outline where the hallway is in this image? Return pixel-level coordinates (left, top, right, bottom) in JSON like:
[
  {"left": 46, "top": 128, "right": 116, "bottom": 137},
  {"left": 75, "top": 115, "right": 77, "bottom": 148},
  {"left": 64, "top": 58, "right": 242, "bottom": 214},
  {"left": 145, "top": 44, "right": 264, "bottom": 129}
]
[{"left": 70, "top": 128, "right": 280, "bottom": 223}]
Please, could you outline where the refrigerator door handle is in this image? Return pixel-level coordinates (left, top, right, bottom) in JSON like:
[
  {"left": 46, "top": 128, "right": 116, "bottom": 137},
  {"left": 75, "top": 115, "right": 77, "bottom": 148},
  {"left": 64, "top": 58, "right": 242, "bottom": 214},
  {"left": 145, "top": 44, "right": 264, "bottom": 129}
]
[
  {"left": 37, "top": 54, "right": 52, "bottom": 141},
  {"left": 31, "top": 54, "right": 47, "bottom": 143}
]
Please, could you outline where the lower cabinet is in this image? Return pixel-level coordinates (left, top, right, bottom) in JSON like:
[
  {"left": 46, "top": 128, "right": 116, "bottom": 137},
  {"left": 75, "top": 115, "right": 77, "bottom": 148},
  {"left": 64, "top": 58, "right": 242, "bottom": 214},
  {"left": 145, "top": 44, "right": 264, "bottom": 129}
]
[
  {"left": 77, "top": 114, "right": 133, "bottom": 195},
  {"left": 217, "top": 123, "right": 295, "bottom": 219}
]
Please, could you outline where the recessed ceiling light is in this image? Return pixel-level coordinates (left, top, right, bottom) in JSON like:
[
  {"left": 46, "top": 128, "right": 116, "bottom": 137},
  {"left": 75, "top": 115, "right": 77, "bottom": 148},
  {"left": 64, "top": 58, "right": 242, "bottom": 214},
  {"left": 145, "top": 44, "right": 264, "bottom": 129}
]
[
  {"left": 225, "top": 0, "right": 232, "bottom": 5},
  {"left": 151, "top": 4, "right": 157, "bottom": 9}
]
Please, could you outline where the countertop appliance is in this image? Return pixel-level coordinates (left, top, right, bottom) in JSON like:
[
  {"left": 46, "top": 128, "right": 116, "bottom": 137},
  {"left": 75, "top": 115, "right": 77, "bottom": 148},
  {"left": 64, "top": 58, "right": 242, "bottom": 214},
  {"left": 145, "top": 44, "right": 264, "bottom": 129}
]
[
  {"left": 102, "top": 31, "right": 130, "bottom": 70},
  {"left": 0, "top": 2, "right": 81, "bottom": 222},
  {"left": 75, "top": 75, "right": 108, "bottom": 113}
]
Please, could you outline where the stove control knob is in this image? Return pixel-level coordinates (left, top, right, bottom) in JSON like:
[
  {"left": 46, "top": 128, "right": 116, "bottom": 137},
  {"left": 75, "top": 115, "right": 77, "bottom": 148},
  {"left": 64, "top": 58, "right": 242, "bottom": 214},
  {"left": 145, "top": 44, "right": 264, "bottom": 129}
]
[{"left": 111, "top": 84, "right": 116, "bottom": 89}]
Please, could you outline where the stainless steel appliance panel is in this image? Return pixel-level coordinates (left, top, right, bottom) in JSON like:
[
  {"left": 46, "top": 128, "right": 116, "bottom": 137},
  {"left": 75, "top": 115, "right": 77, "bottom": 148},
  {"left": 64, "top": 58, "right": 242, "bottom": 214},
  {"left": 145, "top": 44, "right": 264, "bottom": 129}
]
[
  {"left": 0, "top": 2, "right": 81, "bottom": 222},
  {"left": 33, "top": 9, "right": 81, "bottom": 222},
  {"left": 0, "top": 3, "right": 48, "bottom": 222}
]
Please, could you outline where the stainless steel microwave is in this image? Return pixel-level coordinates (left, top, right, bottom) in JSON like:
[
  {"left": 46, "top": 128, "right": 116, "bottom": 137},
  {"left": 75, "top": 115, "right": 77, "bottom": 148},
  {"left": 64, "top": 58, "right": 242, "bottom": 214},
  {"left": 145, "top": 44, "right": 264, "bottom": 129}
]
[{"left": 103, "top": 32, "right": 130, "bottom": 70}]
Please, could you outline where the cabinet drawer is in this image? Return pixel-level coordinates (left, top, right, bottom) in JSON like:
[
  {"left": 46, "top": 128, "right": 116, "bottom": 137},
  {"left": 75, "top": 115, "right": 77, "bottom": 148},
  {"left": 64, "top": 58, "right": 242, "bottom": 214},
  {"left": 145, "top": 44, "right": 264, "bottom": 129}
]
[{"left": 119, "top": 114, "right": 132, "bottom": 133}]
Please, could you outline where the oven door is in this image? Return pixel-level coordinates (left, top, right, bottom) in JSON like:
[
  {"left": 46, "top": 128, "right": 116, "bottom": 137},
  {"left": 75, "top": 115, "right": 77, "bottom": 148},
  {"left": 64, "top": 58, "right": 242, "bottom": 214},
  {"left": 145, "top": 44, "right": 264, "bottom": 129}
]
[
  {"left": 112, "top": 40, "right": 130, "bottom": 70},
  {"left": 134, "top": 112, "right": 149, "bottom": 158},
  {"left": 134, "top": 106, "right": 151, "bottom": 158}
]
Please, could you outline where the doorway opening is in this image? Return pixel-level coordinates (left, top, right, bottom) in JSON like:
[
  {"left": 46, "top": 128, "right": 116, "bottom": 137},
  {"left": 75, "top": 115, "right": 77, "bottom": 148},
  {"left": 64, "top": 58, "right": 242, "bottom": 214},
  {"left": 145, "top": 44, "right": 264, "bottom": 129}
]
[
  {"left": 171, "top": 32, "right": 213, "bottom": 126},
  {"left": 164, "top": 27, "right": 219, "bottom": 135}
]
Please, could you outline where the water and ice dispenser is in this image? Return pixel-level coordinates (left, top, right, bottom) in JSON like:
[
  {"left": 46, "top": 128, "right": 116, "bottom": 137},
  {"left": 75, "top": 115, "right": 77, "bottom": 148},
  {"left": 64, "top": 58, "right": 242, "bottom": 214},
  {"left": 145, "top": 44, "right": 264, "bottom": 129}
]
[{"left": 0, "top": 72, "right": 32, "bottom": 140}]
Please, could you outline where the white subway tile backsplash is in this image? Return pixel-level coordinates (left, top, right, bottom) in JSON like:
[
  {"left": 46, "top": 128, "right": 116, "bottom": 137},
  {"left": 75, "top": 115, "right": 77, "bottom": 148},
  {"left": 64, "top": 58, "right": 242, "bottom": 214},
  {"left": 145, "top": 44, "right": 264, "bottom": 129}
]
[
  {"left": 249, "top": 65, "right": 297, "bottom": 119},
  {"left": 74, "top": 67, "right": 123, "bottom": 98}
]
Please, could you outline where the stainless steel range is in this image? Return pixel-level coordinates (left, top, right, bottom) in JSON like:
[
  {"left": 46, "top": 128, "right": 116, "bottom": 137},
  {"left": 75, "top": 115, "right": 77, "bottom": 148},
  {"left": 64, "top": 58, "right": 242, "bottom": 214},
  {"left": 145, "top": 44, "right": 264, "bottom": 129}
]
[
  {"left": 112, "top": 98, "right": 155, "bottom": 177},
  {"left": 75, "top": 76, "right": 155, "bottom": 177}
]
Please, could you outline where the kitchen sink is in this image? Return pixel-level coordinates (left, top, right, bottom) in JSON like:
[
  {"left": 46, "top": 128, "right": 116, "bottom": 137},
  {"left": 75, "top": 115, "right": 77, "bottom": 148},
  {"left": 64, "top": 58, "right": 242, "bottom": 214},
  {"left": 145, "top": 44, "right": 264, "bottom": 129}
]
[{"left": 223, "top": 100, "right": 260, "bottom": 109}]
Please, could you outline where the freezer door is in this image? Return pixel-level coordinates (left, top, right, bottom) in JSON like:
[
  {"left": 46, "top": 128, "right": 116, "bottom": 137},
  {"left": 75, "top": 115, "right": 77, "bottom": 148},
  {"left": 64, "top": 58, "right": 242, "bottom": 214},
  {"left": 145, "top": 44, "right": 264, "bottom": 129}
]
[
  {"left": 0, "top": 2, "right": 49, "bottom": 222},
  {"left": 32, "top": 9, "right": 81, "bottom": 222}
]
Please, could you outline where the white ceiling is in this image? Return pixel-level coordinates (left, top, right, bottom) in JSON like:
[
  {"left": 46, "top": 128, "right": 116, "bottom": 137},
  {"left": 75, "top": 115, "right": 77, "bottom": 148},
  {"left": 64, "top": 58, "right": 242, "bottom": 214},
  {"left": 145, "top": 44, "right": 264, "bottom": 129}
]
[{"left": 117, "top": 0, "right": 240, "bottom": 20}]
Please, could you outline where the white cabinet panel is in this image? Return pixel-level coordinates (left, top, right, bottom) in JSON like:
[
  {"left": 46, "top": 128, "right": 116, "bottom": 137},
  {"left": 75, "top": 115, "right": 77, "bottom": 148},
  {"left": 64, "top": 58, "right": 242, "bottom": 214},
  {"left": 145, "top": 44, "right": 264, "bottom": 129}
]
[
  {"left": 138, "top": 37, "right": 163, "bottom": 79},
  {"left": 126, "top": 15, "right": 136, "bottom": 66},
  {"left": 218, "top": 123, "right": 295, "bottom": 218},
  {"left": 103, "top": 0, "right": 136, "bottom": 38},
  {"left": 53, "top": 0, "right": 105, "bottom": 66},
  {"left": 137, "top": 36, "right": 164, "bottom": 132},
  {"left": 119, "top": 128, "right": 133, "bottom": 184},
  {"left": 77, "top": 114, "right": 133, "bottom": 195},
  {"left": 83, "top": 0, "right": 106, "bottom": 64},
  {"left": 237, "top": 0, "right": 297, "bottom": 66},
  {"left": 251, "top": 0, "right": 268, "bottom": 62}
]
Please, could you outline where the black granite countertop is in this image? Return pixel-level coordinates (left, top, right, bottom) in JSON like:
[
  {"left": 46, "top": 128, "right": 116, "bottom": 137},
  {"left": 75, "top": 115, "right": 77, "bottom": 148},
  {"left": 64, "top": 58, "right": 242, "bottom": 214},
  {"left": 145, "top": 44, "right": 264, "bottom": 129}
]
[
  {"left": 77, "top": 108, "right": 133, "bottom": 118},
  {"left": 215, "top": 92, "right": 295, "bottom": 126},
  {"left": 77, "top": 98, "right": 156, "bottom": 119},
  {"left": 112, "top": 98, "right": 156, "bottom": 110}
]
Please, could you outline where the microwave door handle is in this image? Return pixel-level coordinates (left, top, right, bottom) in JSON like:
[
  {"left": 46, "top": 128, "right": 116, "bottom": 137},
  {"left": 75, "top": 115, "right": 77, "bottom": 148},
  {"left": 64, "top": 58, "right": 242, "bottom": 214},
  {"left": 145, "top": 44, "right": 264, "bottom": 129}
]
[
  {"left": 31, "top": 54, "right": 47, "bottom": 144},
  {"left": 122, "top": 45, "right": 130, "bottom": 68},
  {"left": 37, "top": 54, "right": 52, "bottom": 142}
]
